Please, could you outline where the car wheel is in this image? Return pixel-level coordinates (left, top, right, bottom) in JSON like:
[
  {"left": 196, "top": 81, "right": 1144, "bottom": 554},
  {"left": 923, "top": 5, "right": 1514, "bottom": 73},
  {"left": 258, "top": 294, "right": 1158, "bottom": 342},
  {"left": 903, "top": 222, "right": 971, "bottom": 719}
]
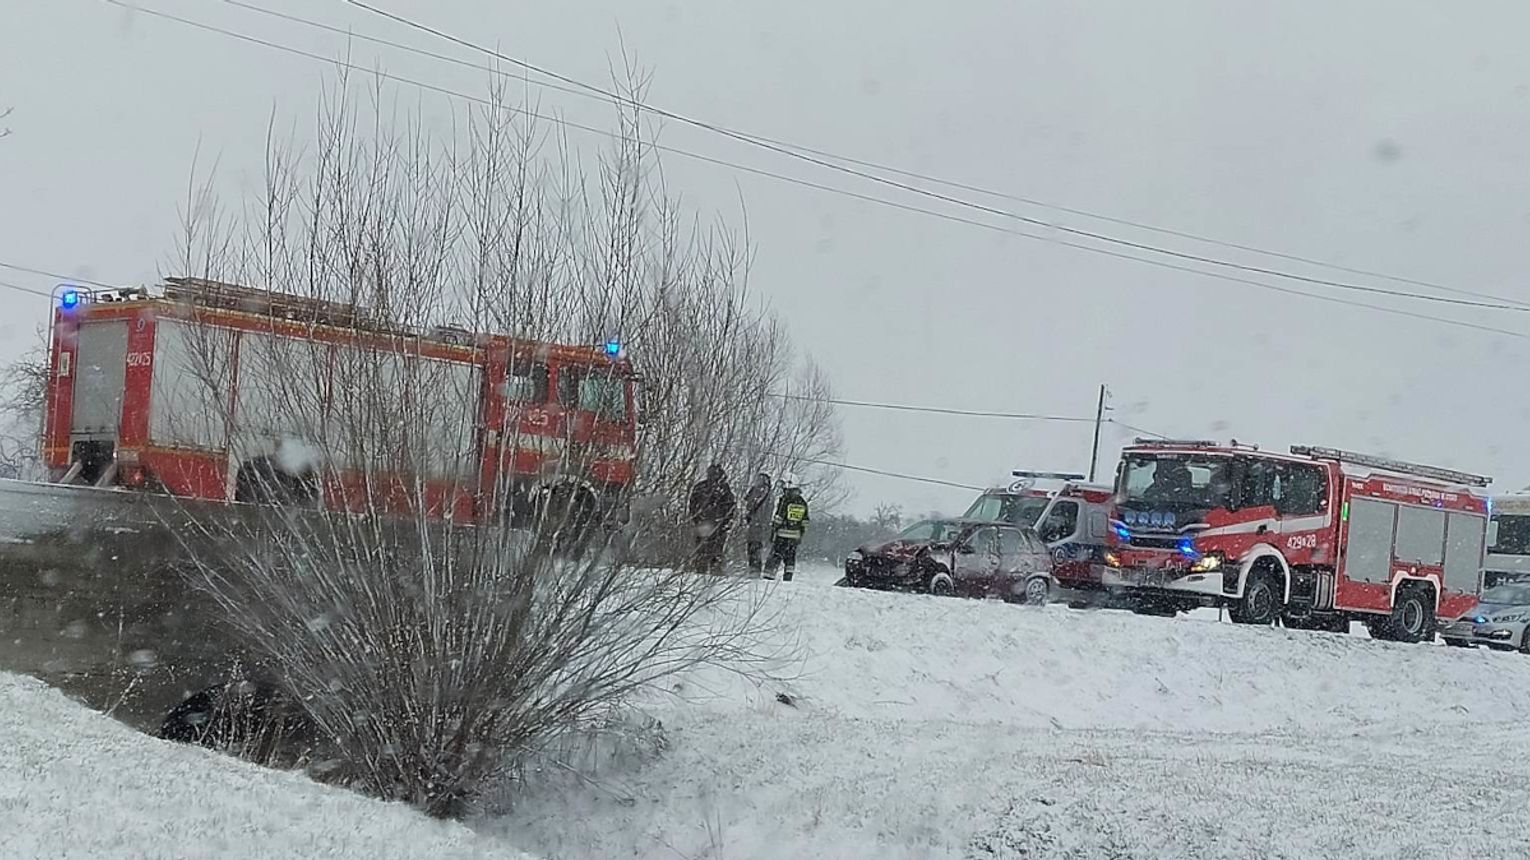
[
  {"left": 1022, "top": 576, "right": 1050, "bottom": 606},
  {"left": 1519, "top": 631, "right": 1530, "bottom": 655},
  {"left": 929, "top": 572, "right": 955, "bottom": 597}
]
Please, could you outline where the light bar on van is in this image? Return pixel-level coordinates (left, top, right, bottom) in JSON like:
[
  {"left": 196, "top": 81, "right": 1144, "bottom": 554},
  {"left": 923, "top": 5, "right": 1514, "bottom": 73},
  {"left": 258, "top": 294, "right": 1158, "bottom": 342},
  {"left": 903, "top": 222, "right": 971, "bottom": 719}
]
[
  {"left": 1011, "top": 470, "right": 1086, "bottom": 481},
  {"left": 1290, "top": 445, "right": 1491, "bottom": 488}
]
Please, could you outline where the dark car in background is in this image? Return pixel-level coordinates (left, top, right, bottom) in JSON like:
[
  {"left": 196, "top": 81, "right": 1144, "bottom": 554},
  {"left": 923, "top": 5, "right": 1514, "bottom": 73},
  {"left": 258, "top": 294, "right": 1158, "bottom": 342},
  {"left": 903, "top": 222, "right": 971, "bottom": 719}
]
[{"left": 843, "top": 518, "right": 1055, "bottom": 604}]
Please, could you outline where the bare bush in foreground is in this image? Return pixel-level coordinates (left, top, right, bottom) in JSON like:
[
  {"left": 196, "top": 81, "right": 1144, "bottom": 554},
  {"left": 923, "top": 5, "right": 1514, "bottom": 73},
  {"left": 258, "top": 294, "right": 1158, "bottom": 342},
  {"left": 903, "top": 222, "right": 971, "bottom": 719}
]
[{"left": 157, "top": 72, "right": 802, "bottom": 816}]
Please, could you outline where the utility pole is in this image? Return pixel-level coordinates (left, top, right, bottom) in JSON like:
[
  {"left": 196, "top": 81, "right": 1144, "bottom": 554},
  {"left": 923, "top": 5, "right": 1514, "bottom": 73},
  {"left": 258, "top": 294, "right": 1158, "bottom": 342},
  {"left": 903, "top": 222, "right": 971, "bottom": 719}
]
[{"left": 1087, "top": 384, "right": 1107, "bottom": 482}]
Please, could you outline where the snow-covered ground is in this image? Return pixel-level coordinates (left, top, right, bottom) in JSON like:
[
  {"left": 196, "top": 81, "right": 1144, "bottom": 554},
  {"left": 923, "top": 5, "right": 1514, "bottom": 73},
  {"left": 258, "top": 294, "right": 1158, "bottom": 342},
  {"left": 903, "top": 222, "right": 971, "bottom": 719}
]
[
  {"left": 490, "top": 563, "right": 1530, "bottom": 858},
  {"left": 9, "top": 563, "right": 1530, "bottom": 858},
  {"left": 0, "top": 672, "right": 523, "bottom": 859}
]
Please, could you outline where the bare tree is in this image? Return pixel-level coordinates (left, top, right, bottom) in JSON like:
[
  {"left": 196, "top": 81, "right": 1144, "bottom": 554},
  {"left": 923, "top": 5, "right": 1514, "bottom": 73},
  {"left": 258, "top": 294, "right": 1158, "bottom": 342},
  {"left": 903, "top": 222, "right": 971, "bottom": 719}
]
[
  {"left": 0, "top": 331, "right": 48, "bottom": 479},
  {"left": 154, "top": 71, "right": 818, "bottom": 816},
  {"left": 0, "top": 105, "right": 13, "bottom": 140}
]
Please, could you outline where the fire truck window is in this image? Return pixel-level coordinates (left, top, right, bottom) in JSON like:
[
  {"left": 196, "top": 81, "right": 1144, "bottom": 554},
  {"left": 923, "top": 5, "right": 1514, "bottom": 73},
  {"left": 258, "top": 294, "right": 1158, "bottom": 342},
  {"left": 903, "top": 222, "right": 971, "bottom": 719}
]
[
  {"left": 1280, "top": 465, "right": 1326, "bottom": 516},
  {"left": 504, "top": 360, "right": 549, "bottom": 403},
  {"left": 1039, "top": 501, "right": 1079, "bottom": 542},
  {"left": 1241, "top": 459, "right": 1279, "bottom": 509},
  {"left": 577, "top": 373, "right": 628, "bottom": 421}
]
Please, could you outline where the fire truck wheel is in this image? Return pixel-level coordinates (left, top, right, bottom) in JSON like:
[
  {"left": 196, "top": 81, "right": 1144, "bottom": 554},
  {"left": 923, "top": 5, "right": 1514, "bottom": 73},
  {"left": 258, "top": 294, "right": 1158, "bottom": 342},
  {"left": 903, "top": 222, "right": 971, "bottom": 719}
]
[
  {"left": 1384, "top": 586, "right": 1436, "bottom": 644},
  {"left": 1230, "top": 573, "right": 1280, "bottom": 626}
]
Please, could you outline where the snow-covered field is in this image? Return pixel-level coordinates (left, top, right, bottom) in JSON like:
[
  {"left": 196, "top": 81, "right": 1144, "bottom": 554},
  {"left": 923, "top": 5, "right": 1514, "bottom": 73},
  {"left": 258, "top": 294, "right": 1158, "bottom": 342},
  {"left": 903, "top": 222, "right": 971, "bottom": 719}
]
[
  {"left": 9, "top": 563, "right": 1530, "bottom": 858},
  {"left": 493, "top": 564, "right": 1530, "bottom": 859}
]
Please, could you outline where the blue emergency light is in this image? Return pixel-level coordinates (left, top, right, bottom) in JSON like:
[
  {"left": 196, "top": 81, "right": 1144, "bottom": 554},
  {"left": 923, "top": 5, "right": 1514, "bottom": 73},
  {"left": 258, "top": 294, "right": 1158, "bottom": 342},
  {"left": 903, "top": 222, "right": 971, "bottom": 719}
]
[
  {"left": 603, "top": 339, "right": 622, "bottom": 357},
  {"left": 1177, "top": 537, "right": 1198, "bottom": 558},
  {"left": 60, "top": 289, "right": 80, "bottom": 310}
]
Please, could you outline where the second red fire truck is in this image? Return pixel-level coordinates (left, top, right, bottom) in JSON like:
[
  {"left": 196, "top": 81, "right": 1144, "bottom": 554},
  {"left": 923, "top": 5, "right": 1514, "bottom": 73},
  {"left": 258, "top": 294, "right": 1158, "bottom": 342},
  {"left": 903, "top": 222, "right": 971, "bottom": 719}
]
[{"left": 1103, "top": 439, "right": 1490, "bottom": 642}]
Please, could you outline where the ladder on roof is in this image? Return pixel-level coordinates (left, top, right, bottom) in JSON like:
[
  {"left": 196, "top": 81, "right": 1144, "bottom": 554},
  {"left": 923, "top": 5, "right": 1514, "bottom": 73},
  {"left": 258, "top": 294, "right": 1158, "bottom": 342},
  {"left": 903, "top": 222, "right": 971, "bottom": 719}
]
[{"left": 1289, "top": 445, "right": 1491, "bottom": 488}]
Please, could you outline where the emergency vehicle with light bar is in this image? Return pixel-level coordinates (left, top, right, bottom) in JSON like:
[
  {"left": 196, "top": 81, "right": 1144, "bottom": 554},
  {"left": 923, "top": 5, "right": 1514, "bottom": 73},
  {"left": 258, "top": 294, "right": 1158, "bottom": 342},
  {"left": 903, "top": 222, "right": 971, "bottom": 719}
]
[
  {"left": 962, "top": 470, "right": 1113, "bottom": 589},
  {"left": 40, "top": 278, "right": 637, "bottom": 528},
  {"left": 1103, "top": 439, "right": 1490, "bottom": 641}
]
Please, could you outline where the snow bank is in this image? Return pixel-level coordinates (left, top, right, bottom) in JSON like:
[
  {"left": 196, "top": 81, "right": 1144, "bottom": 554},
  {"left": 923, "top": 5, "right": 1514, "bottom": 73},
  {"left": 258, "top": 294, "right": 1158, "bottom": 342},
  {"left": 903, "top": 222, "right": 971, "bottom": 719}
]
[
  {"left": 0, "top": 673, "right": 529, "bottom": 860},
  {"left": 492, "top": 565, "right": 1530, "bottom": 858}
]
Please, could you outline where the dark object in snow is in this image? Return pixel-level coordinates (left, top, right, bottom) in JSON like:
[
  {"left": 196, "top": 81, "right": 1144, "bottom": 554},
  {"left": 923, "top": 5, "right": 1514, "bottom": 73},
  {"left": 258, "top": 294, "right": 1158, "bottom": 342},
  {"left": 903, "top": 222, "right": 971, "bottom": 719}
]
[
  {"left": 775, "top": 692, "right": 797, "bottom": 708},
  {"left": 843, "top": 518, "right": 1054, "bottom": 604},
  {"left": 160, "top": 677, "right": 317, "bottom": 765}
]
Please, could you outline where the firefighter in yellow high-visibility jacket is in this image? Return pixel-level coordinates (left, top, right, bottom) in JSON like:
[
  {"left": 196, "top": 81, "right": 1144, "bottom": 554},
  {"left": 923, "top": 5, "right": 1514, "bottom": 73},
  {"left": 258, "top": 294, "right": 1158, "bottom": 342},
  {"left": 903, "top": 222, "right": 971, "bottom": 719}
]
[{"left": 764, "top": 474, "right": 810, "bottom": 581}]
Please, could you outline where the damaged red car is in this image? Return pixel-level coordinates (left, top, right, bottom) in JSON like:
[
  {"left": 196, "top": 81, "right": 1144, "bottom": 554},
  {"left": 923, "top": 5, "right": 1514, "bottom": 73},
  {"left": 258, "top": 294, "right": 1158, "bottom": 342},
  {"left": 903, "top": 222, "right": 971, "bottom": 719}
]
[{"left": 842, "top": 518, "right": 1055, "bottom": 604}]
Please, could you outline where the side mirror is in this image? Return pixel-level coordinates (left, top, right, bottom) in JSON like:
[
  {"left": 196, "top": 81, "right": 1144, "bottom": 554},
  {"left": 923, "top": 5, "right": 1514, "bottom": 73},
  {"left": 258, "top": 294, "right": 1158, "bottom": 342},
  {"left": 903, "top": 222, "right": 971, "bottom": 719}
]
[{"left": 1488, "top": 520, "right": 1501, "bottom": 550}]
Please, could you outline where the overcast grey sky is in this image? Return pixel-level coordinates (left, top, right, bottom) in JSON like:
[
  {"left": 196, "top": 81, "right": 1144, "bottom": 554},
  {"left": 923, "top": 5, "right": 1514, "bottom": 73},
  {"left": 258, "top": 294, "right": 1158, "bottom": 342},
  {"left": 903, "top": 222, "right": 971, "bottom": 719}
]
[{"left": 4, "top": 1, "right": 1530, "bottom": 515}]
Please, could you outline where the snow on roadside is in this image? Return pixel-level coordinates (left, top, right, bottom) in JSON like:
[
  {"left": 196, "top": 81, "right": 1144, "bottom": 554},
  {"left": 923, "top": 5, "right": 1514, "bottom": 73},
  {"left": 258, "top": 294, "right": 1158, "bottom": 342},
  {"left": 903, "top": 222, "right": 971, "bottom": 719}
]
[
  {"left": 0, "top": 673, "right": 531, "bottom": 860},
  {"left": 489, "top": 569, "right": 1530, "bottom": 858}
]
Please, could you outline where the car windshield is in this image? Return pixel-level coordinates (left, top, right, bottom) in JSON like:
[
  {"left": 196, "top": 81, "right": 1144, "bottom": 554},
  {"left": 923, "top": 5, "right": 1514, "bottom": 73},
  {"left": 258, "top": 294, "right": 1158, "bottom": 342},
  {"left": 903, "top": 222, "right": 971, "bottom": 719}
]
[
  {"left": 1118, "top": 454, "right": 1234, "bottom": 510},
  {"left": 1480, "top": 583, "right": 1530, "bottom": 606},
  {"left": 896, "top": 520, "right": 967, "bottom": 544},
  {"left": 962, "top": 493, "right": 1050, "bottom": 526}
]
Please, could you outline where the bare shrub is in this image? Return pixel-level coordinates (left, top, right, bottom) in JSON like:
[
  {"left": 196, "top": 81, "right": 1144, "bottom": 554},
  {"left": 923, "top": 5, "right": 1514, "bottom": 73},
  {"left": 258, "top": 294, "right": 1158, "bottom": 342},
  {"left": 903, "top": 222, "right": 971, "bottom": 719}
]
[{"left": 155, "top": 70, "right": 807, "bottom": 816}]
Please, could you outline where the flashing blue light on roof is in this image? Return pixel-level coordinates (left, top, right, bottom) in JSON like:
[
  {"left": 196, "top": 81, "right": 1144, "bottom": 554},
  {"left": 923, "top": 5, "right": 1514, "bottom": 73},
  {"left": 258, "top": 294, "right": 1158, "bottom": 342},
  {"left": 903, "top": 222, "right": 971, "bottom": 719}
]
[
  {"left": 603, "top": 339, "right": 621, "bottom": 357},
  {"left": 60, "top": 289, "right": 80, "bottom": 310},
  {"left": 1177, "top": 537, "right": 1198, "bottom": 558}
]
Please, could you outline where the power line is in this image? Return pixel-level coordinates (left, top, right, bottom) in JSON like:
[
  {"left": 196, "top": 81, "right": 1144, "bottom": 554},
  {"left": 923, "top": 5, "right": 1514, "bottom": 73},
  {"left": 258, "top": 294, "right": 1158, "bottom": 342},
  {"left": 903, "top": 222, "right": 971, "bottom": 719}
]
[
  {"left": 97, "top": 3, "right": 1530, "bottom": 341},
  {"left": 221, "top": 0, "right": 1516, "bottom": 312},
  {"left": 770, "top": 392, "right": 1096, "bottom": 423},
  {"left": 774, "top": 453, "right": 985, "bottom": 491},
  {"left": 0, "top": 261, "right": 122, "bottom": 291},
  {"left": 332, "top": 0, "right": 1530, "bottom": 315},
  {"left": 0, "top": 279, "right": 56, "bottom": 300}
]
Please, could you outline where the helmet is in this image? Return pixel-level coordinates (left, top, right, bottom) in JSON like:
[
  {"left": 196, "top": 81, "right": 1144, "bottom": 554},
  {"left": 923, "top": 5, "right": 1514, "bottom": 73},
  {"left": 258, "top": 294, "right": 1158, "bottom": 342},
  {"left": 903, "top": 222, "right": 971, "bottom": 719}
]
[{"left": 780, "top": 472, "right": 800, "bottom": 490}]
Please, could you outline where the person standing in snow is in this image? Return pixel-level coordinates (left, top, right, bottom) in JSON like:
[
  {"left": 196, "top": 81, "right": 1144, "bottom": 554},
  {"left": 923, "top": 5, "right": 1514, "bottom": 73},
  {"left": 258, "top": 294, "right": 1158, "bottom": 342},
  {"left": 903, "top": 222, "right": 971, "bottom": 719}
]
[
  {"left": 764, "top": 474, "right": 810, "bottom": 581},
  {"left": 688, "top": 463, "right": 736, "bottom": 574},
  {"left": 742, "top": 472, "right": 774, "bottom": 575}
]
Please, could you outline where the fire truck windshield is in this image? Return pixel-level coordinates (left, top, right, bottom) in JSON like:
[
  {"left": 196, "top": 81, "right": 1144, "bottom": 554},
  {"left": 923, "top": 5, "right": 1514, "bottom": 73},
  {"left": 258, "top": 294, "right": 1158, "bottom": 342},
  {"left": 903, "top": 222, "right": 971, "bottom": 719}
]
[
  {"left": 963, "top": 494, "right": 1049, "bottom": 526},
  {"left": 1118, "top": 453, "right": 1235, "bottom": 510}
]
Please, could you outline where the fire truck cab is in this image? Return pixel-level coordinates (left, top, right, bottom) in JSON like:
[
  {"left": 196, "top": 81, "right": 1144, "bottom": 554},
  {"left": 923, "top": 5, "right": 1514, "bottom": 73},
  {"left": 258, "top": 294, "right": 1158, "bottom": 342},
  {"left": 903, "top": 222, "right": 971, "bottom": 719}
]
[
  {"left": 962, "top": 470, "right": 1114, "bottom": 590},
  {"left": 1104, "top": 440, "right": 1490, "bottom": 642}
]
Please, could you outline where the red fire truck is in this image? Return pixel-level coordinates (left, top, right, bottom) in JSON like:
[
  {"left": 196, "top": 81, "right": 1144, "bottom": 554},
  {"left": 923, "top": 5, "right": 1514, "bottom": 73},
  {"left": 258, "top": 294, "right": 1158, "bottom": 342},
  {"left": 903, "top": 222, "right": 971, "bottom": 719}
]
[
  {"left": 40, "top": 278, "right": 637, "bottom": 526},
  {"left": 1103, "top": 439, "right": 1490, "bottom": 642}
]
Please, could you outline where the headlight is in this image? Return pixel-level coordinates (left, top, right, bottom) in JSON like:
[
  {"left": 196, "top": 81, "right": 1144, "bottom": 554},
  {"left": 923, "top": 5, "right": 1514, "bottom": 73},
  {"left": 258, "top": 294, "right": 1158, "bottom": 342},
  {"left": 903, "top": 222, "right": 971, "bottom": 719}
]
[
  {"left": 1104, "top": 551, "right": 1121, "bottom": 569},
  {"left": 1189, "top": 552, "right": 1224, "bottom": 573}
]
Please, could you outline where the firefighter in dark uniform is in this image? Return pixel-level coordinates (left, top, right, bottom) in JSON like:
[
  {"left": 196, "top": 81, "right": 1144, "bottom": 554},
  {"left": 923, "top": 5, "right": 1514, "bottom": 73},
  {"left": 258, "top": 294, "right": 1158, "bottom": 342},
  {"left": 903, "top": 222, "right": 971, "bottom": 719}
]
[
  {"left": 764, "top": 474, "right": 809, "bottom": 581},
  {"left": 688, "top": 463, "right": 736, "bottom": 574}
]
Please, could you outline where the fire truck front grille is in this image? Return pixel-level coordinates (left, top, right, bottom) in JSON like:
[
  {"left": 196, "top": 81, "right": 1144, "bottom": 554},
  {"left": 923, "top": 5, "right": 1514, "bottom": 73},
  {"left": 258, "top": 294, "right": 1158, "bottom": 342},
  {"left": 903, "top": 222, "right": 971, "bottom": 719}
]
[{"left": 1127, "top": 535, "right": 1180, "bottom": 550}]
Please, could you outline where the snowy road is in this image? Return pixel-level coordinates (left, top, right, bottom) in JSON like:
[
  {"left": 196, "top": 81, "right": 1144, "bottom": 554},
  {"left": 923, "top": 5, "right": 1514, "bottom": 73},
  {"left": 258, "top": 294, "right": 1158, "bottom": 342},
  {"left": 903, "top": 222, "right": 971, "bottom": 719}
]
[{"left": 491, "top": 565, "right": 1530, "bottom": 859}]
